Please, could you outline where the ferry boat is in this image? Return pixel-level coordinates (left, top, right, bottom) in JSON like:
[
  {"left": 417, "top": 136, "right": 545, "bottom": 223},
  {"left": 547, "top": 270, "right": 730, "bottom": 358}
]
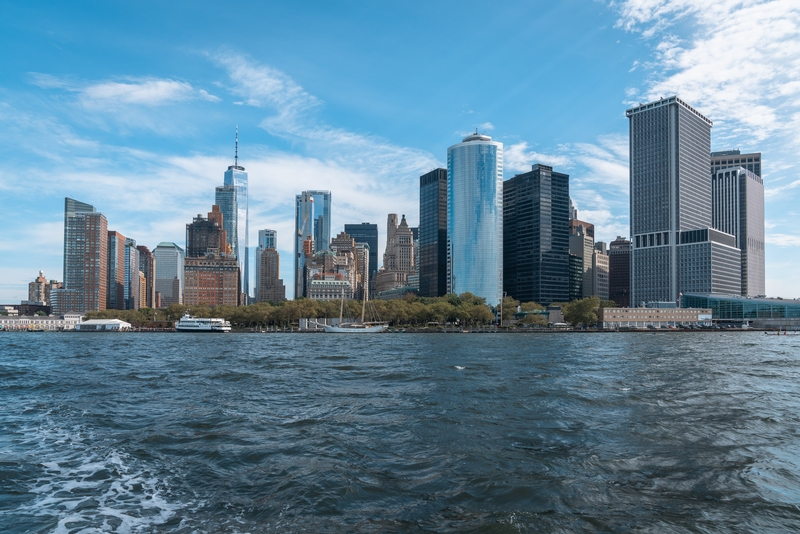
[{"left": 174, "top": 312, "right": 232, "bottom": 333}]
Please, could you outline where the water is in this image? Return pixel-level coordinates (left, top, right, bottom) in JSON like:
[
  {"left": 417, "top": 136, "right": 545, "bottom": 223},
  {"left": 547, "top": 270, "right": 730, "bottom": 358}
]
[{"left": 1, "top": 332, "right": 799, "bottom": 533}]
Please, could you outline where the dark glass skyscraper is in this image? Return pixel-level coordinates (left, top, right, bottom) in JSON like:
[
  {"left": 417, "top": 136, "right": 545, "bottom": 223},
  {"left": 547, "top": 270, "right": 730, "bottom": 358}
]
[
  {"left": 344, "top": 223, "right": 378, "bottom": 281},
  {"left": 503, "top": 164, "right": 570, "bottom": 305},
  {"left": 418, "top": 168, "right": 448, "bottom": 297}
]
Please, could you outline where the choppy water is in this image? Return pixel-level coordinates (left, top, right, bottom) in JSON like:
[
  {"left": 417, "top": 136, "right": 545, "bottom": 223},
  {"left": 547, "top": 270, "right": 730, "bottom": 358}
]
[{"left": 1, "top": 332, "right": 799, "bottom": 533}]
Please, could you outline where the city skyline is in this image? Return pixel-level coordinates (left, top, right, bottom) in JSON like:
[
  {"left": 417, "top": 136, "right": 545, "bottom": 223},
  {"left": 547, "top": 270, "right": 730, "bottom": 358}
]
[{"left": 2, "top": 1, "right": 800, "bottom": 302}]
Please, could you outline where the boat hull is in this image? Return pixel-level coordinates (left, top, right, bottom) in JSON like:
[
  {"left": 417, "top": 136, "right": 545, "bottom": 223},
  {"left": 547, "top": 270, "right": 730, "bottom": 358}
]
[{"left": 323, "top": 324, "right": 388, "bottom": 333}]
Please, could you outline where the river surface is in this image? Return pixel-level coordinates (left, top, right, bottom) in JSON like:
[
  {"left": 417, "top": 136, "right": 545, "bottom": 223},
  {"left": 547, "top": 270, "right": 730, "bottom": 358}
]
[{"left": 1, "top": 332, "right": 799, "bottom": 533}]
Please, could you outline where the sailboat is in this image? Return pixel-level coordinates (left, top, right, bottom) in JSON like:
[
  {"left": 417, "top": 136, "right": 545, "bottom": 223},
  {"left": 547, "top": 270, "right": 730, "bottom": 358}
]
[{"left": 323, "top": 286, "right": 388, "bottom": 333}]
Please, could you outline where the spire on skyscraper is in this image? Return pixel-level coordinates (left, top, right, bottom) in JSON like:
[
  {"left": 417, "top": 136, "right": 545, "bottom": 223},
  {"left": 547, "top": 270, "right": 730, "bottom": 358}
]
[{"left": 235, "top": 125, "right": 239, "bottom": 167}]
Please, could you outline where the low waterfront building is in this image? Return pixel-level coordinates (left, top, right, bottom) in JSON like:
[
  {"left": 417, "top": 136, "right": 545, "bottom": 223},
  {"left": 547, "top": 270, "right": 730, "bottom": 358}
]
[
  {"left": 0, "top": 313, "right": 83, "bottom": 331},
  {"left": 75, "top": 319, "right": 132, "bottom": 332},
  {"left": 597, "top": 307, "right": 712, "bottom": 329},
  {"left": 682, "top": 293, "right": 800, "bottom": 328}
]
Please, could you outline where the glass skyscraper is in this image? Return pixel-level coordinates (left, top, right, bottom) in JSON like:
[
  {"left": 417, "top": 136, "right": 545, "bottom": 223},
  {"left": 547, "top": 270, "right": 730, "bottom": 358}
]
[
  {"left": 153, "top": 242, "right": 184, "bottom": 306},
  {"left": 224, "top": 128, "right": 249, "bottom": 298},
  {"left": 503, "top": 164, "right": 570, "bottom": 305},
  {"left": 447, "top": 133, "right": 503, "bottom": 307},
  {"left": 215, "top": 184, "right": 237, "bottom": 257},
  {"left": 344, "top": 223, "right": 378, "bottom": 281},
  {"left": 419, "top": 169, "right": 448, "bottom": 298},
  {"left": 294, "top": 190, "right": 331, "bottom": 298}
]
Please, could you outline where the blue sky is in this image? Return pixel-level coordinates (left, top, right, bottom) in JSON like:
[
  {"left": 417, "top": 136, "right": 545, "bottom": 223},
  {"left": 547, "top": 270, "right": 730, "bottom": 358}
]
[{"left": 1, "top": 0, "right": 799, "bottom": 301}]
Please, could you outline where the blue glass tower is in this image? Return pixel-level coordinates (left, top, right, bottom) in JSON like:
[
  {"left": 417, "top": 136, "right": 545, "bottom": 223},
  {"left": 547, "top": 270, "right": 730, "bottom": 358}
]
[
  {"left": 447, "top": 133, "right": 503, "bottom": 306},
  {"left": 223, "top": 127, "right": 249, "bottom": 298}
]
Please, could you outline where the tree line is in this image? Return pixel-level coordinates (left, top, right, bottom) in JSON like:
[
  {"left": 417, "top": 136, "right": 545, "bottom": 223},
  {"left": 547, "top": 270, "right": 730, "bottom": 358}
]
[{"left": 85, "top": 293, "right": 616, "bottom": 329}]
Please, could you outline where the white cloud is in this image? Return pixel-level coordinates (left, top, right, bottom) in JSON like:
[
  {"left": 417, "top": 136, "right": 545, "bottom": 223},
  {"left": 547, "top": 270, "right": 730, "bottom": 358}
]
[
  {"left": 614, "top": 1, "right": 800, "bottom": 146},
  {"left": 765, "top": 179, "right": 800, "bottom": 198},
  {"left": 81, "top": 79, "right": 219, "bottom": 108},
  {"left": 504, "top": 141, "right": 571, "bottom": 173},
  {"left": 766, "top": 233, "right": 800, "bottom": 247}
]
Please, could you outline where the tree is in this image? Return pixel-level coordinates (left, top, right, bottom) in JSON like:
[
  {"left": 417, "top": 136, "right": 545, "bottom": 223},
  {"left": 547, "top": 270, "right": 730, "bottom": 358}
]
[
  {"left": 501, "top": 296, "right": 520, "bottom": 321},
  {"left": 563, "top": 296, "right": 601, "bottom": 328}
]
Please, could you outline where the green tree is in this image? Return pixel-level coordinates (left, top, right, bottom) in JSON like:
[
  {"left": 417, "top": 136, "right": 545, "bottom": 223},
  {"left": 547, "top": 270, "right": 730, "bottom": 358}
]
[
  {"left": 563, "top": 296, "right": 601, "bottom": 328},
  {"left": 501, "top": 296, "right": 520, "bottom": 321}
]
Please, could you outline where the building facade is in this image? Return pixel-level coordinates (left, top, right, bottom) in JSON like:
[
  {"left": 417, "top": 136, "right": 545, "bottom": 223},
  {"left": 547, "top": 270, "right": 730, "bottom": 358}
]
[
  {"left": 107, "top": 231, "right": 126, "bottom": 310},
  {"left": 294, "top": 190, "right": 332, "bottom": 298},
  {"left": 153, "top": 242, "right": 184, "bottom": 306},
  {"left": 592, "top": 242, "right": 610, "bottom": 301},
  {"left": 137, "top": 245, "right": 156, "bottom": 309},
  {"left": 254, "top": 229, "right": 278, "bottom": 302},
  {"left": 503, "top": 164, "right": 570, "bottom": 305},
  {"left": 59, "top": 198, "right": 108, "bottom": 314},
  {"left": 628, "top": 96, "right": 741, "bottom": 306},
  {"left": 419, "top": 168, "right": 448, "bottom": 298},
  {"left": 215, "top": 184, "right": 238, "bottom": 258},
  {"left": 256, "top": 247, "right": 286, "bottom": 303},
  {"left": 183, "top": 254, "right": 240, "bottom": 307},
  {"left": 711, "top": 166, "right": 765, "bottom": 296},
  {"left": 569, "top": 223, "right": 594, "bottom": 298},
  {"left": 711, "top": 150, "right": 761, "bottom": 178},
  {"left": 447, "top": 133, "right": 503, "bottom": 306},
  {"left": 124, "top": 238, "right": 139, "bottom": 310},
  {"left": 608, "top": 236, "right": 631, "bottom": 307},
  {"left": 223, "top": 130, "right": 249, "bottom": 297},
  {"left": 598, "top": 307, "right": 712, "bottom": 329},
  {"left": 344, "top": 223, "right": 378, "bottom": 285}
]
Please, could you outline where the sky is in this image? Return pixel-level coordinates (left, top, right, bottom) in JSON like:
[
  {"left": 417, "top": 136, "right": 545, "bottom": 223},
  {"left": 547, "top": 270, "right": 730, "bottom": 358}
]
[{"left": 1, "top": 0, "right": 799, "bottom": 301}]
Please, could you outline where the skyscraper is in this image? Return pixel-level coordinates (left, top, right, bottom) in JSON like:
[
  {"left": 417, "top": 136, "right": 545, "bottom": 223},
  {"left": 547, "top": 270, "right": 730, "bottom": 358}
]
[
  {"left": 628, "top": 96, "right": 741, "bottom": 305},
  {"left": 503, "top": 164, "right": 570, "bottom": 305},
  {"left": 153, "top": 242, "right": 184, "bottom": 306},
  {"left": 712, "top": 166, "right": 765, "bottom": 296},
  {"left": 419, "top": 168, "right": 448, "bottom": 298},
  {"left": 254, "top": 229, "right": 278, "bottom": 300},
  {"left": 256, "top": 247, "right": 286, "bottom": 303},
  {"left": 137, "top": 245, "right": 156, "bottom": 309},
  {"left": 224, "top": 127, "right": 249, "bottom": 297},
  {"left": 124, "top": 238, "right": 139, "bottom": 310},
  {"left": 215, "top": 184, "right": 238, "bottom": 258},
  {"left": 569, "top": 222, "right": 594, "bottom": 298},
  {"left": 447, "top": 132, "right": 503, "bottom": 306},
  {"left": 711, "top": 150, "right": 761, "bottom": 178},
  {"left": 184, "top": 206, "right": 239, "bottom": 306},
  {"left": 608, "top": 237, "right": 631, "bottom": 307},
  {"left": 294, "top": 190, "right": 332, "bottom": 298},
  {"left": 107, "top": 231, "right": 126, "bottom": 310},
  {"left": 59, "top": 198, "right": 108, "bottom": 314},
  {"left": 344, "top": 223, "right": 378, "bottom": 284}
]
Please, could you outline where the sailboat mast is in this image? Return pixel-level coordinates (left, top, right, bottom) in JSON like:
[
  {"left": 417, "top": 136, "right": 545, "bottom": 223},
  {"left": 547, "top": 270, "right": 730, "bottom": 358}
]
[
  {"left": 339, "top": 285, "right": 345, "bottom": 323},
  {"left": 361, "top": 288, "right": 367, "bottom": 324}
]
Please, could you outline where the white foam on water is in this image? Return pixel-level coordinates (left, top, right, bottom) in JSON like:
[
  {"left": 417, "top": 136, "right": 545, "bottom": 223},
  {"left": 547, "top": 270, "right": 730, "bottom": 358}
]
[
  {"left": 11, "top": 419, "right": 189, "bottom": 533},
  {"left": 455, "top": 366, "right": 466, "bottom": 370}
]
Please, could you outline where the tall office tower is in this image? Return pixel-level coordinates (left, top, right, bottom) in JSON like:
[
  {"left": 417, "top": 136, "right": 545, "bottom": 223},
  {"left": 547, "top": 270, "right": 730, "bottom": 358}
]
[
  {"left": 153, "top": 242, "right": 184, "bottom": 306},
  {"left": 608, "top": 237, "right": 631, "bottom": 307},
  {"left": 136, "top": 245, "right": 156, "bottom": 308},
  {"left": 628, "top": 96, "right": 741, "bottom": 305},
  {"left": 711, "top": 150, "right": 761, "bottom": 178},
  {"left": 503, "top": 164, "right": 570, "bottom": 305},
  {"left": 254, "top": 229, "right": 277, "bottom": 301},
  {"left": 224, "top": 128, "right": 249, "bottom": 297},
  {"left": 354, "top": 243, "right": 370, "bottom": 300},
  {"left": 60, "top": 198, "right": 108, "bottom": 314},
  {"left": 186, "top": 205, "right": 229, "bottom": 257},
  {"left": 215, "top": 184, "right": 238, "bottom": 258},
  {"left": 569, "top": 222, "right": 595, "bottom": 298},
  {"left": 294, "top": 191, "right": 332, "bottom": 298},
  {"left": 568, "top": 254, "right": 583, "bottom": 301},
  {"left": 447, "top": 132, "right": 503, "bottom": 306},
  {"left": 419, "top": 168, "right": 448, "bottom": 298},
  {"left": 124, "top": 238, "right": 139, "bottom": 310},
  {"left": 295, "top": 192, "right": 315, "bottom": 298},
  {"left": 138, "top": 272, "right": 147, "bottom": 310},
  {"left": 712, "top": 167, "right": 765, "bottom": 296},
  {"left": 592, "top": 242, "right": 610, "bottom": 301},
  {"left": 344, "top": 223, "right": 378, "bottom": 283},
  {"left": 256, "top": 247, "right": 286, "bottom": 303},
  {"left": 107, "top": 231, "right": 126, "bottom": 310}
]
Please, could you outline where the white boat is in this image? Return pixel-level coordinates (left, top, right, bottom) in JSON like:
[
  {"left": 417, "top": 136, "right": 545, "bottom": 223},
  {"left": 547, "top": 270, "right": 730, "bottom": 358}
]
[
  {"left": 175, "top": 312, "right": 231, "bottom": 333},
  {"left": 320, "top": 287, "right": 388, "bottom": 333}
]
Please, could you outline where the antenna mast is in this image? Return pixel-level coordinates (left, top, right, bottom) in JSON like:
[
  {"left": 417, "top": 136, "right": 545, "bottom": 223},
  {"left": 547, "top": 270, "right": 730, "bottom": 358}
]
[{"left": 235, "top": 125, "right": 239, "bottom": 167}]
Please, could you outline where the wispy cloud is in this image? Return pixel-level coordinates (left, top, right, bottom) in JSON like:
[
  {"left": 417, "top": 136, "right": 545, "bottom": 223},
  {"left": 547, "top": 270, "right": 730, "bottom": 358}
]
[
  {"left": 766, "top": 233, "right": 800, "bottom": 247},
  {"left": 504, "top": 141, "right": 570, "bottom": 174},
  {"left": 614, "top": 1, "right": 800, "bottom": 146},
  {"left": 81, "top": 80, "right": 219, "bottom": 108}
]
